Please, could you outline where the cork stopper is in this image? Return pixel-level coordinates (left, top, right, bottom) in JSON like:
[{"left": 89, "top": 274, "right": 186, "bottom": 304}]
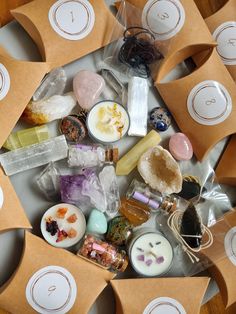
[
  {"left": 113, "top": 252, "right": 129, "bottom": 272},
  {"left": 105, "top": 148, "right": 119, "bottom": 163}
]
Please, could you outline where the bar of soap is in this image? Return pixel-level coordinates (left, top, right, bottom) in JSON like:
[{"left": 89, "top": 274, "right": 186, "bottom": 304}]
[
  {"left": 116, "top": 130, "right": 161, "bottom": 176},
  {"left": 73, "top": 70, "right": 105, "bottom": 111}
]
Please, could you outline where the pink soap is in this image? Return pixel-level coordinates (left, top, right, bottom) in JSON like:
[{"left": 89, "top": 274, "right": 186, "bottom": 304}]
[
  {"left": 73, "top": 70, "right": 105, "bottom": 111},
  {"left": 169, "top": 133, "right": 193, "bottom": 161}
]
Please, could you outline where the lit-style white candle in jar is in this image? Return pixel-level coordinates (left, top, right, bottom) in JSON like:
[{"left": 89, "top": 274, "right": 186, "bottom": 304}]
[
  {"left": 87, "top": 100, "right": 130, "bottom": 144},
  {"left": 128, "top": 230, "right": 173, "bottom": 277}
]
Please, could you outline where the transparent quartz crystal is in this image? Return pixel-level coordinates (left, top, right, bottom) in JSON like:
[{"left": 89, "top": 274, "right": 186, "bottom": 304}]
[
  {"left": 0, "top": 135, "right": 68, "bottom": 176},
  {"left": 82, "top": 170, "right": 107, "bottom": 212},
  {"left": 127, "top": 179, "right": 177, "bottom": 213},
  {"left": 36, "top": 162, "right": 61, "bottom": 201},
  {"left": 101, "top": 69, "right": 127, "bottom": 105},
  {"left": 99, "top": 166, "right": 120, "bottom": 217},
  {"left": 33, "top": 67, "right": 67, "bottom": 102}
]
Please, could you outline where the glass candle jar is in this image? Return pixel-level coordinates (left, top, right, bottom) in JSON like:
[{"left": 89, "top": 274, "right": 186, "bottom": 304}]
[
  {"left": 128, "top": 229, "right": 173, "bottom": 277},
  {"left": 78, "top": 234, "right": 128, "bottom": 272},
  {"left": 86, "top": 100, "right": 130, "bottom": 144}
]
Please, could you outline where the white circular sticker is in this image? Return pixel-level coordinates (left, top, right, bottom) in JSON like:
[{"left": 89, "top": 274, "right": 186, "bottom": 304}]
[
  {"left": 48, "top": 0, "right": 95, "bottom": 41},
  {"left": 213, "top": 21, "right": 236, "bottom": 65},
  {"left": 224, "top": 227, "right": 236, "bottom": 266},
  {"left": 26, "top": 266, "right": 77, "bottom": 314},
  {"left": 187, "top": 80, "right": 232, "bottom": 126},
  {"left": 0, "top": 63, "right": 10, "bottom": 101},
  {"left": 0, "top": 186, "right": 4, "bottom": 209},
  {"left": 143, "top": 297, "right": 186, "bottom": 314},
  {"left": 142, "top": 0, "right": 185, "bottom": 41}
]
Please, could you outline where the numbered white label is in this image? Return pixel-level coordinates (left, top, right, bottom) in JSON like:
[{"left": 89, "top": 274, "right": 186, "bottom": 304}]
[
  {"left": 213, "top": 21, "right": 236, "bottom": 65},
  {"left": 48, "top": 0, "right": 95, "bottom": 41},
  {"left": 0, "top": 63, "right": 10, "bottom": 101},
  {"left": 187, "top": 80, "right": 232, "bottom": 126},
  {"left": 143, "top": 297, "right": 186, "bottom": 314},
  {"left": 224, "top": 227, "right": 236, "bottom": 266},
  {"left": 142, "top": 0, "right": 185, "bottom": 40},
  {"left": 0, "top": 186, "right": 3, "bottom": 209},
  {"left": 26, "top": 266, "right": 77, "bottom": 314}
]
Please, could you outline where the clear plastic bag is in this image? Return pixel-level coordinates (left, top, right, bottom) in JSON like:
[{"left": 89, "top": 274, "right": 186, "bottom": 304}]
[
  {"left": 103, "top": 0, "right": 171, "bottom": 79},
  {"left": 156, "top": 160, "right": 233, "bottom": 276}
]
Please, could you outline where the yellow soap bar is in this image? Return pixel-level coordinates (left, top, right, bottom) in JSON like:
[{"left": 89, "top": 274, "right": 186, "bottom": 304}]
[{"left": 116, "top": 130, "right": 161, "bottom": 176}]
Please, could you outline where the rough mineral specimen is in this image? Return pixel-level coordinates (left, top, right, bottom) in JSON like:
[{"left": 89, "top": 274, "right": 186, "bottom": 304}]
[
  {"left": 23, "top": 92, "right": 77, "bottom": 125},
  {"left": 137, "top": 146, "right": 182, "bottom": 194}
]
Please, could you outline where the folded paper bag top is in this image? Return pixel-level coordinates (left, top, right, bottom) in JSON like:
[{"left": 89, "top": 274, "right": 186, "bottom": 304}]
[
  {"left": 0, "top": 47, "right": 49, "bottom": 149},
  {"left": 11, "top": 0, "right": 122, "bottom": 69},
  {"left": 117, "top": 0, "right": 214, "bottom": 58},
  {"left": 0, "top": 168, "right": 31, "bottom": 233},
  {"left": 201, "top": 210, "right": 236, "bottom": 308},
  {"left": 216, "top": 134, "right": 236, "bottom": 186},
  {"left": 0, "top": 231, "right": 115, "bottom": 314},
  {"left": 0, "top": 0, "right": 32, "bottom": 27},
  {"left": 111, "top": 277, "right": 210, "bottom": 314},
  {"left": 155, "top": 44, "right": 236, "bottom": 161}
]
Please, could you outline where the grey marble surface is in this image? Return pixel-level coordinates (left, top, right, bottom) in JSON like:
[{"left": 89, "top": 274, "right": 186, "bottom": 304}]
[{"left": 0, "top": 1, "right": 235, "bottom": 313}]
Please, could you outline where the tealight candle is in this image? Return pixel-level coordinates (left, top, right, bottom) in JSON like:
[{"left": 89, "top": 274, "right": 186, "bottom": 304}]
[
  {"left": 87, "top": 100, "right": 130, "bottom": 143},
  {"left": 128, "top": 231, "right": 173, "bottom": 277},
  {"left": 41, "top": 203, "right": 86, "bottom": 248}
]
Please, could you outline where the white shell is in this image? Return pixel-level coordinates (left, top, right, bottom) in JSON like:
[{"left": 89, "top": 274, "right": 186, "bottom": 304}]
[{"left": 138, "top": 146, "right": 182, "bottom": 194}]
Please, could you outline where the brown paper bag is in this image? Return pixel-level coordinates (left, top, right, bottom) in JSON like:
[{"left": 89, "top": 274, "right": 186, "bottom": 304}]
[
  {"left": 155, "top": 45, "right": 236, "bottom": 161},
  {"left": 202, "top": 210, "right": 236, "bottom": 308},
  {"left": 111, "top": 277, "right": 210, "bottom": 314},
  {"left": 215, "top": 135, "right": 236, "bottom": 185},
  {"left": 12, "top": 0, "right": 121, "bottom": 69},
  {"left": 0, "top": 231, "right": 115, "bottom": 314},
  {"left": 118, "top": 0, "right": 214, "bottom": 58},
  {"left": 193, "top": 0, "right": 227, "bottom": 19},
  {"left": 0, "top": 168, "right": 31, "bottom": 232},
  {"left": 201, "top": 0, "right": 236, "bottom": 81},
  {"left": 0, "top": 0, "right": 32, "bottom": 27},
  {"left": 0, "top": 48, "right": 49, "bottom": 149}
]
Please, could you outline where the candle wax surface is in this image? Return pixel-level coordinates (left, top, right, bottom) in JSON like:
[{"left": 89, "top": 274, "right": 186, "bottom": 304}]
[
  {"left": 41, "top": 203, "right": 86, "bottom": 248},
  {"left": 87, "top": 101, "right": 130, "bottom": 143},
  {"left": 130, "top": 232, "right": 173, "bottom": 277}
]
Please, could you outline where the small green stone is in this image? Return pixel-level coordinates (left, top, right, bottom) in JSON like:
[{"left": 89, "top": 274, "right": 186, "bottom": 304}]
[{"left": 86, "top": 209, "right": 108, "bottom": 235}]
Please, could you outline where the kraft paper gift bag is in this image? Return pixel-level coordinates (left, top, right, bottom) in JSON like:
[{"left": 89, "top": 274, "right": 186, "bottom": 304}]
[
  {"left": 12, "top": 0, "right": 122, "bottom": 69},
  {"left": 155, "top": 44, "right": 236, "bottom": 161},
  {"left": 0, "top": 47, "right": 49, "bottom": 148},
  {"left": 0, "top": 231, "right": 115, "bottom": 314},
  {"left": 111, "top": 277, "right": 210, "bottom": 314}
]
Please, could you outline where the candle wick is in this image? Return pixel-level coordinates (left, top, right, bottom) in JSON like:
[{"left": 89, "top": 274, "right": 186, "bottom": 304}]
[{"left": 149, "top": 251, "right": 158, "bottom": 258}]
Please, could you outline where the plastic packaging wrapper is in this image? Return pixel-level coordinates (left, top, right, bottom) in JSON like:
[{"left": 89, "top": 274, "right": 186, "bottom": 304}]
[
  {"left": 103, "top": 0, "right": 171, "bottom": 79},
  {"left": 155, "top": 160, "right": 233, "bottom": 276}
]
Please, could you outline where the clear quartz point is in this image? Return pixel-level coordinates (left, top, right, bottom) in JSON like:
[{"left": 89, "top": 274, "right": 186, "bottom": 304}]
[
  {"left": 99, "top": 166, "right": 120, "bottom": 217},
  {"left": 33, "top": 67, "right": 67, "bottom": 101},
  {"left": 36, "top": 162, "right": 61, "bottom": 201}
]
